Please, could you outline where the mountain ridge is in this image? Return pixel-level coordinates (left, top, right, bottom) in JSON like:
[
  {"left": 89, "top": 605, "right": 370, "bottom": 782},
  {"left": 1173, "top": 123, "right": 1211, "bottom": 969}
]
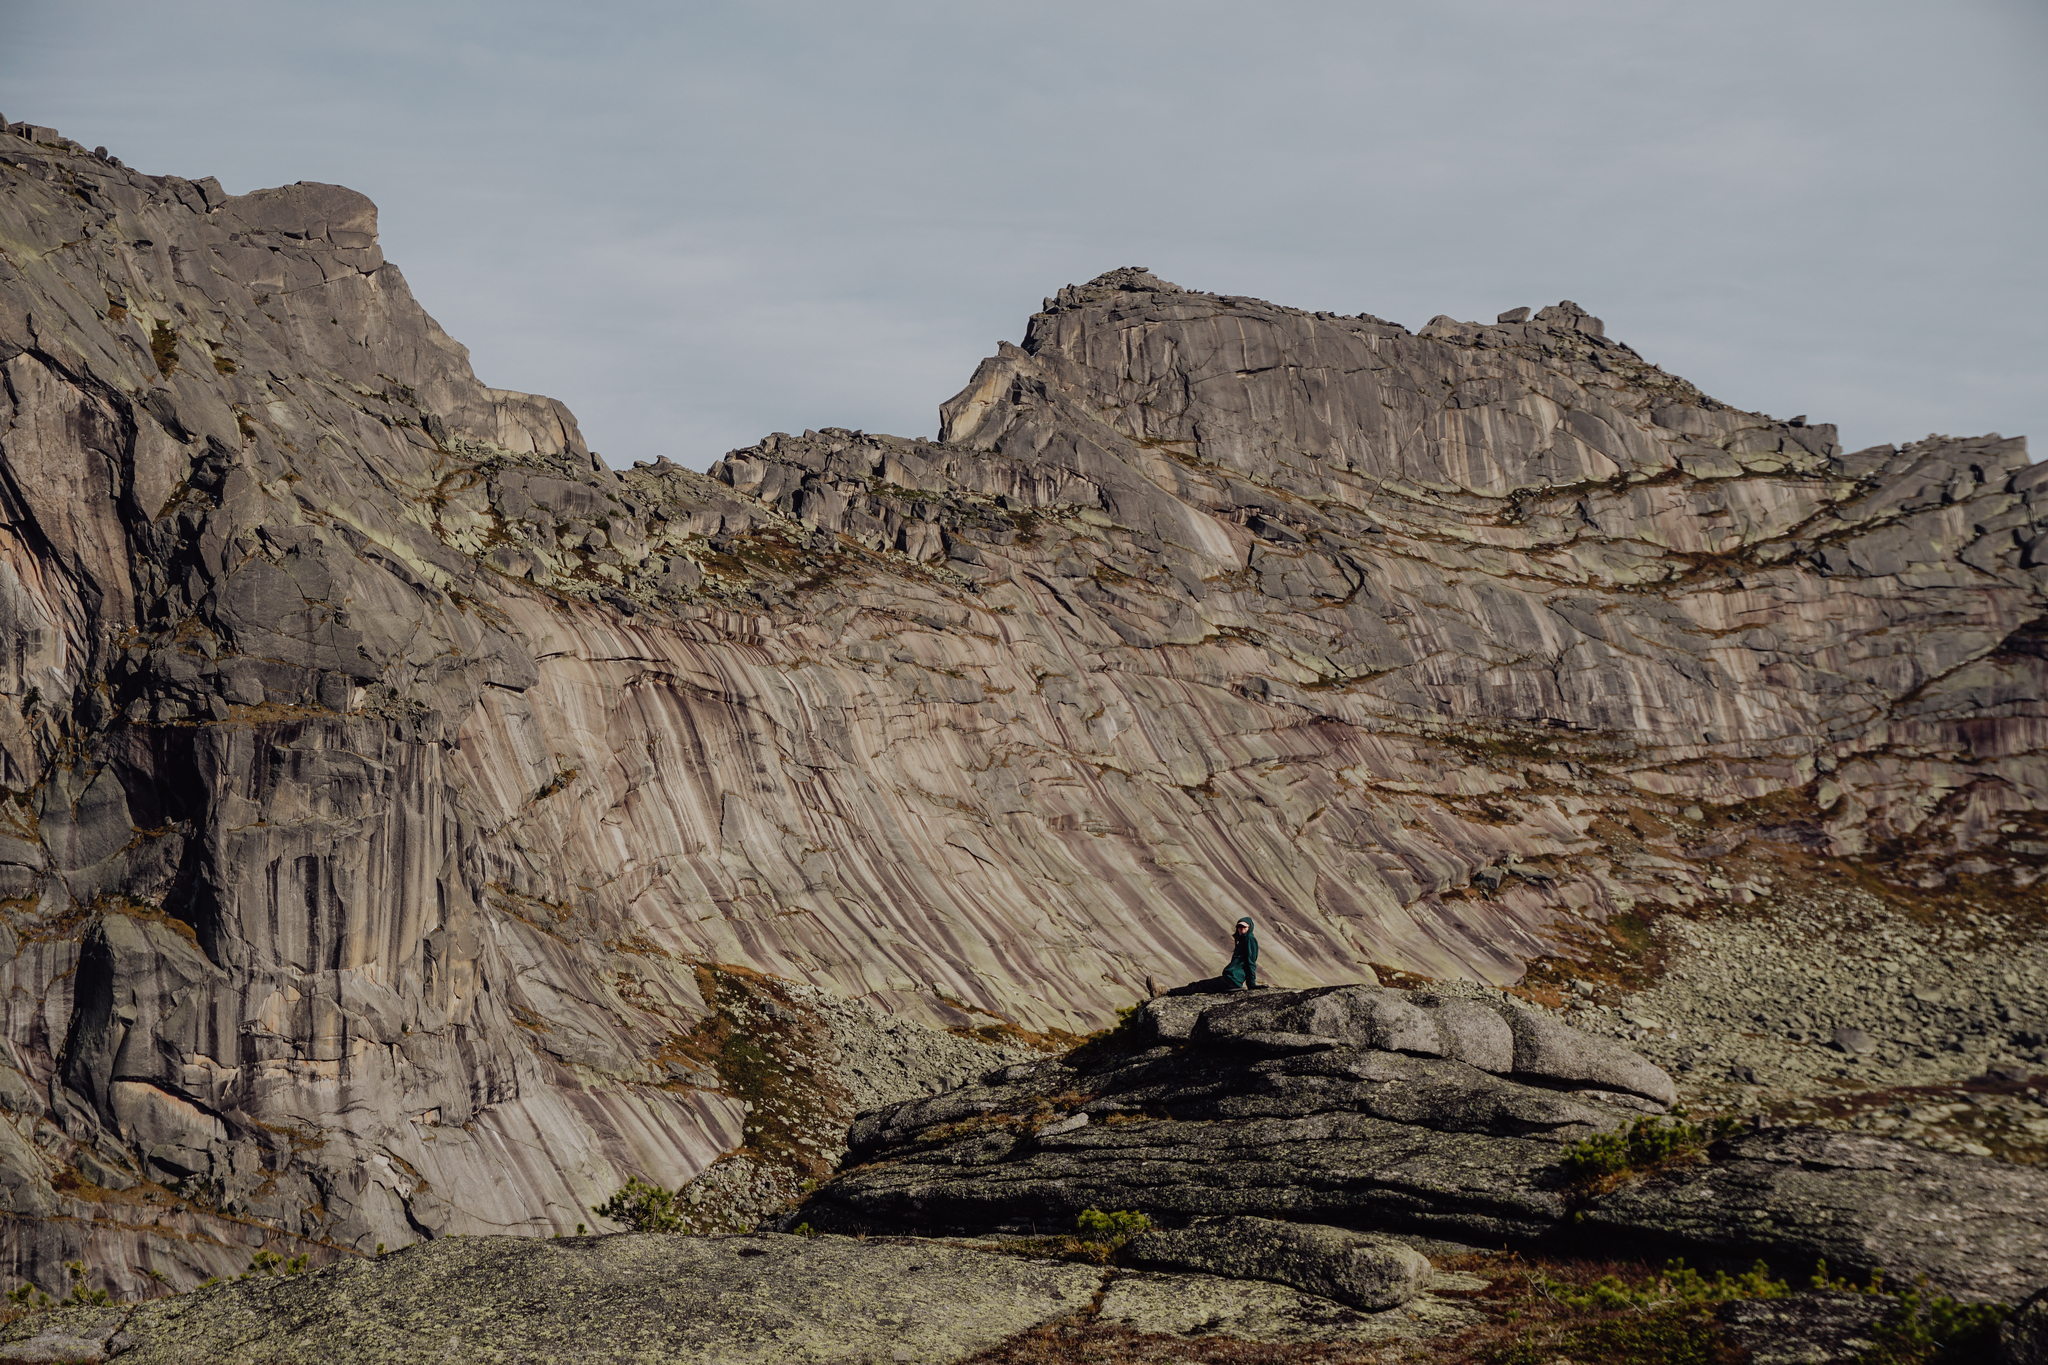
[{"left": 0, "top": 118, "right": 2041, "bottom": 1297}]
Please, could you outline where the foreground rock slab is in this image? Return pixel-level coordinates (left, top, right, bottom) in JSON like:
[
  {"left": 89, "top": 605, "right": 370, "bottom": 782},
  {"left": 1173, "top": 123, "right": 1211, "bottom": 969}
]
[
  {"left": 1587, "top": 1127, "right": 2048, "bottom": 1306},
  {"left": 1126, "top": 1215, "right": 1429, "bottom": 1309},
  {"left": 1716, "top": 1293, "right": 1893, "bottom": 1365},
  {"left": 0, "top": 1233, "right": 1102, "bottom": 1365},
  {"left": 1094, "top": 1266, "right": 1486, "bottom": 1347},
  {"left": 800, "top": 988, "right": 2048, "bottom": 1303},
  {"left": 2002, "top": 1286, "right": 2048, "bottom": 1365}
]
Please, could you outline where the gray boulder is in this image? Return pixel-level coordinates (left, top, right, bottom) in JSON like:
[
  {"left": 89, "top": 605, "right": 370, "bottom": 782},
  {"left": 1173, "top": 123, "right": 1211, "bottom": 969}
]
[
  {"left": 799, "top": 987, "right": 2048, "bottom": 1304},
  {"left": 1125, "top": 1216, "right": 1428, "bottom": 1310},
  {"left": 1494, "top": 1002, "right": 1679, "bottom": 1105},
  {"left": 1187, "top": 987, "right": 1531, "bottom": 1078},
  {"left": 1582, "top": 1127, "right": 2048, "bottom": 1305},
  {"left": 1131, "top": 994, "right": 1209, "bottom": 1044},
  {"left": 2005, "top": 1286, "right": 2048, "bottom": 1365},
  {"left": 1717, "top": 1293, "right": 1894, "bottom": 1365}
]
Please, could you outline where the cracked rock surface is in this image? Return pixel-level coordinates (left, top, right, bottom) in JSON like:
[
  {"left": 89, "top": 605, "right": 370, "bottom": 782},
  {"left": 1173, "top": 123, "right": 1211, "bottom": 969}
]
[
  {"left": 0, "top": 1229, "right": 1498, "bottom": 1364},
  {"left": 797, "top": 987, "right": 2048, "bottom": 1303},
  {"left": 0, "top": 1232, "right": 1104, "bottom": 1364},
  {"left": 0, "top": 119, "right": 2043, "bottom": 1301},
  {"left": 1125, "top": 1215, "right": 1430, "bottom": 1310}
]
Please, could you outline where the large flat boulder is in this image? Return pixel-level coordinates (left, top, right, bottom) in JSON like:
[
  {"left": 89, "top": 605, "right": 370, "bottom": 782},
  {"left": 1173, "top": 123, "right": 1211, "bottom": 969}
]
[
  {"left": 798, "top": 986, "right": 2048, "bottom": 1303},
  {"left": 1584, "top": 1128, "right": 2048, "bottom": 1306},
  {"left": 0, "top": 1233, "right": 1103, "bottom": 1365}
]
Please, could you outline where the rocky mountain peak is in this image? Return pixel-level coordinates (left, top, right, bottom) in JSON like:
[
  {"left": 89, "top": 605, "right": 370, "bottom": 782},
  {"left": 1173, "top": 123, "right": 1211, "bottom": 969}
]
[
  {"left": 221, "top": 180, "right": 379, "bottom": 248},
  {"left": 1044, "top": 264, "right": 1185, "bottom": 312}
]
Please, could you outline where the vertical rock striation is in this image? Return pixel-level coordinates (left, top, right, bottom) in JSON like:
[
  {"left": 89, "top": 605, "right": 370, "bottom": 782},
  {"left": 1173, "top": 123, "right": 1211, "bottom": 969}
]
[{"left": 0, "top": 127, "right": 2040, "bottom": 1293}]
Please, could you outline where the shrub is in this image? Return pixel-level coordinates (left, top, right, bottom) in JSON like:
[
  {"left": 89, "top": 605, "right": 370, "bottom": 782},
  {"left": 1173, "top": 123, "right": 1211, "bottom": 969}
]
[
  {"left": 1805, "top": 1263, "right": 2009, "bottom": 1365},
  {"left": 1559, "top": 1115, "right": 1736, "bottom": 1186},
  {"left": 593, "top": 1176, "right": 685, "bottom": 1233},
  {"left": 1546, "top": 1258, "right": 1788, "bottom": 1310},
  {"left": 59, "top": 1261, "right": 110, "bottom": 1306},
  {"left": 148, "top": 320, "right": 179, "bottom": 377},
  {"left": 1075, "top": 1208, "right": 1150, "bottom": 1243},
  {"left": 245, "top": 1251, "right": 310, "bottom": 1278},
  {"left": 1861, "top": 1286, "right": 2009, "bottom": 1364}
]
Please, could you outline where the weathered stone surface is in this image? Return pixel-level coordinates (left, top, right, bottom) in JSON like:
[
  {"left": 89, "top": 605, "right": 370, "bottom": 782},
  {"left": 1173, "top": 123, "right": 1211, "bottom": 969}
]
[
  {"left": 802, "top": 987, "right": 1657, "bottom": 1244},
  {"left": 1584, "top": 1127, "right": 2048, "bottom": 1305},
  {"left": 1717, "top": 1293, "right": 1892, "bottom": 1365},
  {"left": 1496, "top": 1002, "right": 1679, "bottom": 1104},
  {"left": 1093, "top": 1266, "right": 1485, "bottom": 1346},
  {"left": 799, "top": 987, "right": 2048, "bottom": 1303},
  {"left": 0, "top": 1233, "right": 1104, "bottom": 1364},
  {"left": 2005, "top": 1286, "right": 2048, "bottom": 1365},
  {"left": 1125, "top": 1215, "right": 1428, "bottom": 1309},
  {"left": 1192, "top": 986, "right": 1528, "bottom": 1077},
  {"left": 0, "top": 122, "right": 2042, "bottom": 1296}
]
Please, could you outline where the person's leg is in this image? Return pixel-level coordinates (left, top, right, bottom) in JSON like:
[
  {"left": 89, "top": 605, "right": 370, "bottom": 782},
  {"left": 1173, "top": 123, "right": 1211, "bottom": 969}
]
[{"left": 1167, "top": 976, "right": 1242, "bottom": 995}]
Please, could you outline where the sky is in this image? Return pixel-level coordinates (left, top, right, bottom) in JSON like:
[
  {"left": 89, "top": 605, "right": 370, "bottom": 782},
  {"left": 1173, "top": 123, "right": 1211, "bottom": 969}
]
[{"left": 4, "top": 1, "right": 2044, "bottom": 469}]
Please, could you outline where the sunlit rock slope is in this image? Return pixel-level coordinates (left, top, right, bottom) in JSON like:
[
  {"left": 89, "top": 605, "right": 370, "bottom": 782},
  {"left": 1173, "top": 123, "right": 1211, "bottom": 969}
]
[{"left": 0, "top": 120, "right": 2042, "bottom": 1292}]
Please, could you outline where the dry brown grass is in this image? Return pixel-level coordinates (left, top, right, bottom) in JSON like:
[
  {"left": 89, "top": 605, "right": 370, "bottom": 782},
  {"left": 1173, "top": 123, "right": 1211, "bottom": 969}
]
[
  {"left": 957, "top": 1324, "right": 1393, "bottom": 1364},
  {"left": 952, "top": 1249, "right": 1800, "bottom": 1365}
]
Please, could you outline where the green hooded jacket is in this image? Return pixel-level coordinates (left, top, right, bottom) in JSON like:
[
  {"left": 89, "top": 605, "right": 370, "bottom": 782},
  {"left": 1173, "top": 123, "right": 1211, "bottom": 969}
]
[{"left": 1224, "top": 917, "right": 1259, "bottom": 988}]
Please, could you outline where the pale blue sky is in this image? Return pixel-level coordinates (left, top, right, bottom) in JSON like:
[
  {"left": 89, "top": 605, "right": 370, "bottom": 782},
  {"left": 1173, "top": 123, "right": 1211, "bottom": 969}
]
[{"left": 5, "top": 1, "right": 2043, "bottom": 467}]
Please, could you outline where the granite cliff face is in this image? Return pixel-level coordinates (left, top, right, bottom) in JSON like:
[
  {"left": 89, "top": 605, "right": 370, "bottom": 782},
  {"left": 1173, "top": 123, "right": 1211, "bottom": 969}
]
[{"left": 0, "top": 120, "right": 2043, "bottom": 1294}]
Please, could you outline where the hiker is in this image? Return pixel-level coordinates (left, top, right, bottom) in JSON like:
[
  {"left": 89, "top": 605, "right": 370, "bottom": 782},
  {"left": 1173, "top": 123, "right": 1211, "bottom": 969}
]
[
  {"left": 1162, "top": 916, "right": 1261, "bottom": 994},
  {"left": 1224, "top": 916, "right": 1259, "bottom": 990}
]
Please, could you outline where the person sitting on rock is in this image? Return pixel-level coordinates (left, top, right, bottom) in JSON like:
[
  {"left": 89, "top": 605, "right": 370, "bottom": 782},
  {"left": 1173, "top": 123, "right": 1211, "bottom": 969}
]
[
  {"left": 1224, "top": 916, "right": 1259, "bottom": 990},
  {"left": 1159, "top": 917, "right": 1264, "bottom": 995}
]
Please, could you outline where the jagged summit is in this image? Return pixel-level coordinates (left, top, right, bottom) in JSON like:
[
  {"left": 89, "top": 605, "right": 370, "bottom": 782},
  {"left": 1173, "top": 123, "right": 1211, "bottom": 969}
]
[
  {"left": 949, "top": 266, "right": 1807, "bottom": 508},
  {"left": 1043, "top": 271, "right": 1646, "bottom": 375},
  {"left": 1044, "top": 265, "right": 1187, "bottom": 311}
]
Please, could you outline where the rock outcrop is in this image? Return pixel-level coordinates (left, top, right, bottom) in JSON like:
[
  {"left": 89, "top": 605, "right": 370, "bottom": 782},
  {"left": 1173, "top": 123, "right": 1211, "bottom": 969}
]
[
  {"left": 796, "top": 988, "right": 2048, "bottom": 1303},
  {"left": 0, "top": 119, "right": 2041, "bottom": 1297},
  {"left": 0, "top": 1233, "right": 1106, "bottom": 1364},
  {"left": 2007, "top": 1287, "right": 2048, "bottom": 1365},
  {"left": 1125, "top": 1215, "right": 1429, "bottom": 1310}
]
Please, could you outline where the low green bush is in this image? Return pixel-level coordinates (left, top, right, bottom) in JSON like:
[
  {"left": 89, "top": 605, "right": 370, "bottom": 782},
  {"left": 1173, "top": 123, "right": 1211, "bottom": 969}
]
[
  {"left": 148, "top": 320, "right": 179, "bottom": 377},
  {"left": 1547, "top": 1258, "right": 1789, "bottom": 1311},
  {"left": 1559, "top": 1115, "right": 1738, "bottom": 1185},
  {"left": 1074, "top": 1208, "right": 1150, "bottom": 1242},
  {"left": 244, "top": 1251, "right": 310, "bottom": 1278},
  {"left": 991, "top": 1208, "right": 1154, "bottom": 1267},
  {"left": 592, "top": 1176, "right": 685, "bottom": 1233},
  {"left": 1858, "top": 1284, "right": 2009, "bottom": 1364}
]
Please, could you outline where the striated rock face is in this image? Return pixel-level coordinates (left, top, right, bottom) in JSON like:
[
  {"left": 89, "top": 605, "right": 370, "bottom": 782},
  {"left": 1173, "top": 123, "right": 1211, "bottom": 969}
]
[
  {"left": 797, "top": 988, "right": 2048, "bottom": 1304},
  {"left": 0, "top": 122, "right": 2042, "bottom": 1295}
]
